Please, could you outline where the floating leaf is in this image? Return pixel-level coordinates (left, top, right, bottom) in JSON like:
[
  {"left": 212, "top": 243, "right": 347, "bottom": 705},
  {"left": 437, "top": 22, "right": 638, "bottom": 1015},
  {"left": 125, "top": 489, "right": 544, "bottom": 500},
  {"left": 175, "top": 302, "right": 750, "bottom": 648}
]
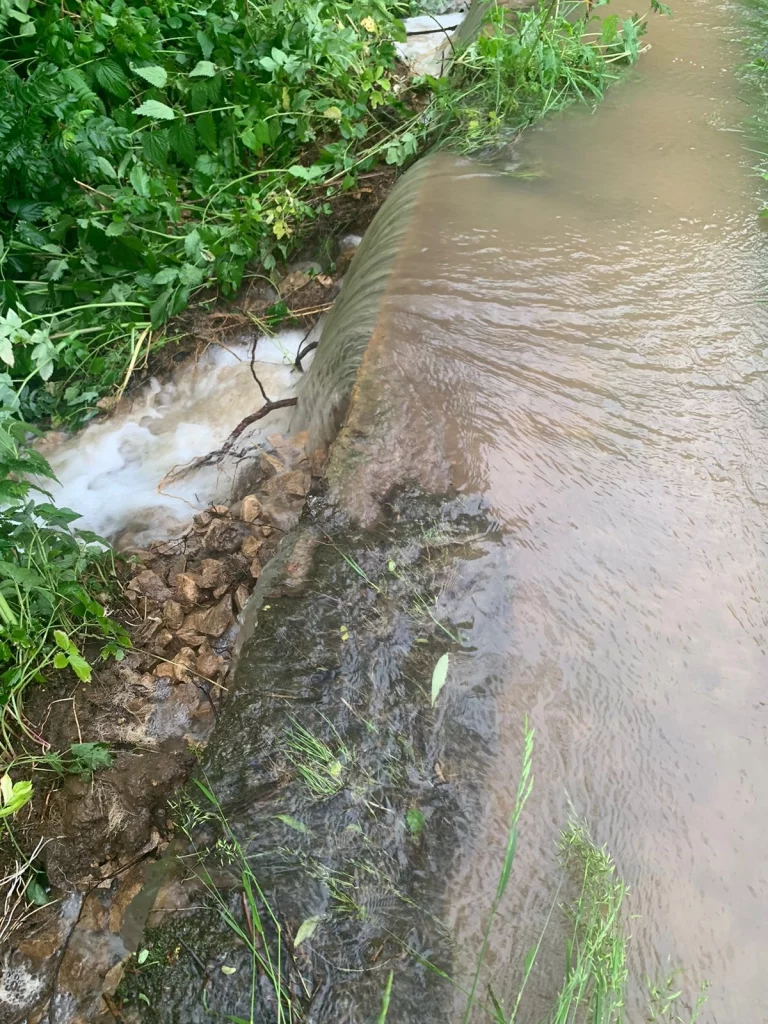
[
  {"left": 134, "top": 99, "right": 176, "bottom": 121},
  {"left": 132, "top": 64, "right": 168, "bottom": 88},
  {"left": 406, "top": 808, "right": 425, "bottom": 837},
  {"left": 294, "top": 915, "right": 321, "bottom": 948},
  {"left": 430, "top": 652, "right": 449, "bottom": 706},
  {"left": 275, "top": 814, "right": 311, "bottom": 834}
]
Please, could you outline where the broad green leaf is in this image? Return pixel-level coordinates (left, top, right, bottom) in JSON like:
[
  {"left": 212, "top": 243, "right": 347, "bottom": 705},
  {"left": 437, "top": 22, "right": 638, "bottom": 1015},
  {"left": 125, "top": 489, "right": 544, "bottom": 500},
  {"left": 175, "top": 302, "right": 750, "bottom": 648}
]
[
  {"left": 134, "top": 99, "right": 176, "bottom": 121},
  {"left": 184, "top": 230, "right": 202, "bottom": 261},
  {"left": 221, "top": 965, "right": 237, "bottom": 975},
  {"left": 53, "top": 652, "right": 68, "bottom": 670},
  {"left": 0, "top": 776, "right": 32, "bottom": 818},
  {"left": 26, "top": 877, "right": 49, "bottom": 905},
  {"left": 153, "top": 267, "right": 179, "bottom": 285},
  {"left": 323, "top": 106, "right": 342, "bottom": 121},
  {"left": 129, "top": 164, "right": 151, "bottom": 198},
  {"left": 189, "top": 60, "right": 216, "bottom": 78},
  {"left": 132, "top": 64, "right": 168, "bottom": 88},
  {"left": 430, "top": 652, "right": 449, "bottom": 706},
  {"left": 68, "top": 652, "right": 92, "bottom": 683},
  {"left": 294, "top": 915, "right": 321, "bottom": 948},
  {"left": 54, "top": 629, "right": 74, "bottom": 653},
  {"left": 196, "top": 30, "right": 214, "bottom": 59},
  {"left": 94, "top": 59, "right": 130, "bottom": 100},
  {"left": 0, "top": 338, "right": 14, "bottom": 367},
  {"left": 137, "top": 948, "right": 149, "bottom": 965},
  {"left": 0, "top": 561, "right": 44, "bottom": 589}
]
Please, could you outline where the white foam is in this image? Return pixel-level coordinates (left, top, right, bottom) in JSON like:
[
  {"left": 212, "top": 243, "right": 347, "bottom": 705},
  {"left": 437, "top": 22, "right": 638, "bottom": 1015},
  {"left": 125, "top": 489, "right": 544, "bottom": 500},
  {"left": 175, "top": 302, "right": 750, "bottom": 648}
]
[{"left": 40, "top": 330, "right": 315, "bottom": 547}]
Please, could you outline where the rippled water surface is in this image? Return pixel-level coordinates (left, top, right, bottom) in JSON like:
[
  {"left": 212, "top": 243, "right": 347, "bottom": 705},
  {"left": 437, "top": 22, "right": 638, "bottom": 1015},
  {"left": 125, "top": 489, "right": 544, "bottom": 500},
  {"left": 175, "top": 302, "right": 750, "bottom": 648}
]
[{"left": 364, "top": 2, "right": 768, "bottom": 1017}]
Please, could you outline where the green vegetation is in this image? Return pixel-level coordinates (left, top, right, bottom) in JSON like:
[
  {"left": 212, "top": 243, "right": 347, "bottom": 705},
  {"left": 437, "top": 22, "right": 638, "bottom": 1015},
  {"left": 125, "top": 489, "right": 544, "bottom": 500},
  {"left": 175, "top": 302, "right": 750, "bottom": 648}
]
[
  {"left": 0, "top": 421, "right": 128, "bottom": 750},
  {"left": 436, "top": 0, "right": 670, "bottom": 150}
]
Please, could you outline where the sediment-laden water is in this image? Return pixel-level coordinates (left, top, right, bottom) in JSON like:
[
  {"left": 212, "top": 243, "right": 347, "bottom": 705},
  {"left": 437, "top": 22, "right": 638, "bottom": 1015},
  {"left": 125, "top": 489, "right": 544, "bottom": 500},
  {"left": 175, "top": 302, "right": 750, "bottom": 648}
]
[{"left": 119, "top": 1, "right": 768, "bottom": 1020}]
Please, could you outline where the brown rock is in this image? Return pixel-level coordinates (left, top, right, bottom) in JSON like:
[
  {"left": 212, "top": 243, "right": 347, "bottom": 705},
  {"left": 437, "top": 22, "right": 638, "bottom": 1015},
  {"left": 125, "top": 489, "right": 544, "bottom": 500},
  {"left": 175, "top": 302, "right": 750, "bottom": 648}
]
[
  {"left": 212, "top": 504, "right": 229, "bottom": 516},
  {"left": 153, "top": 662, "right": 176, "bottom": 678},
  {"left": 311, "top": 447, "right": 327, "bottom": 477},
  {"left": 241, "top": 534, "right": 264, "bottom": 560},
  {"left": 175, "top": 572, "right": 202, "bottom": 607},
  {"left": 173, "top": 647, "right": 196, "bottom": 682},
  {"left": 193, "top": 510, "right": 212, "bottom": 529},
  {"left": 149, "top": 629, "right": 174, "bottom": 653},
  {"left": 262, "top": 524, "right": 273, "bottom": 537},
  {"left": 240, "top": 494, "right": 262, "bottom": 522},
  {"left": 127, "top": 569, "right": 172, "bottom": 604},
  {"left": 180, "top": 594, "right": 234, "bottom": 638},
  {"left": 166, "top": 554, "right": 188, "bottom": 586},
  {"left": 234, "top": 584, "right": 250, "bottom": 612},
  {"left": 212, "top": 584, "right": 229, "bottom": 599},
  {"left": 204, "top": 517, "right": 249, "bottom": 553},
  {"left": 250, "top": 559, "right": 262, "bottom": 579},
  {"left": 259, "top": 469, "right": 311, "bottom": 531},
  {"left": 163, "top": 599, "right": 185, "bottom": 630},
  {"left": 199, "top": 557, "right": 227, "bottom": 589},
  {"left": 196, "top": 643, "right": 225, "bottom": 679}
]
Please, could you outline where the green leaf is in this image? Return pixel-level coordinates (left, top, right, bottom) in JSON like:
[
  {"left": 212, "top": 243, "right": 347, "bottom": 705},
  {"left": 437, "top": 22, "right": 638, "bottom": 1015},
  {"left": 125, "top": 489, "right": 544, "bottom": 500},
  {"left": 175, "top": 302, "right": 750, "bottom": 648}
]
[
  {"left": 69, "top": 742, "right": 113, "bottom": 775},
  {"left": 405, "top": 808, "right": 425, "bottom": 836},
  {"left": 184, "top": 230, "right": 202, "bottom": 261},
  {"left": 54, "top": 630, "right": 74, "bottom": 653},
  {"left": 53, "top": 652, "right": 68, "bottom": 670},
  {"left": 135, "top": 100, "right": 176, "bottom": 121},
  {"left": 142, "top": 129, "right": 170, "bottom": 166},
  {"left": 0, "top": 775, "right": 32, "bottom": 818},
  {"left": 221, "top": 964, "right": 237, "bottom": 975},
  {"left": 195, "top": 112, "right": 218, "bottom": 151},
  {"left": 132, "top": 64, "right": 168, "bottom": 88},
  {"left": 129, "top": 164, "right": 151, "bottom": 198},
  {"left": 68, "top": 652, "right": 92, "bottom": 683},
  {"left": 275, "top": 813, "right": 311, "bottom": 834},
  {"left": 294, "top": 915, "right": 321, "bottom": 948},
  {"left": 137, "top": 948, "right": 150, "bottom": 965},
  {"left": 196, "top": 30, "right": 214, "bottom": 59},
  {"left": 323, "top": 106, "right": 343, "bottom": 121},
  {"left": 153, "top": 267, "right": 179, "bottom": 285},
  {"left": 94, "top": 60, "right": 130, "bottom": 100},
  {"left": 430, "top": 652, "right": 449, "bottom": 706},
  {"left": 287, "top": 164, "right": 325, "bottom": 183},
  {"left": 26, "top": 878, "right": 49, "bottom": 906},
  {"left": 169, "top": 119, "right": 197, "bottom": 163},
  {"left": 0, "top": 561, "right": 44, "bottom": 590},
  {"left": 189, "top": 60, "right": 216, "bottom": 78}
]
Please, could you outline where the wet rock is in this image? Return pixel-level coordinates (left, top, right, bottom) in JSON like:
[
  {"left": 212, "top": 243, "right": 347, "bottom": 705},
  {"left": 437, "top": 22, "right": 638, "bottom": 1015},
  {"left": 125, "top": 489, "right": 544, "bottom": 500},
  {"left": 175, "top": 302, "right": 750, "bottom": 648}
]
[
  {"left": 196, "top": 643, "right": 225, "bottom": 679},
  {"left": 162, "top": 599, "right": 185, "bottom": 630},
  {"left": 311, "top": 447, "right": 328, "bottom": 477},
  {"left": 180, "top": 594, "right": 234, "bottom": 638},
  {"left": 204, "top": 517, "right": 250, "bottom": 553},
  {"left": 240, "top": 534, "right": 264, "bottom": 560},
  {"left": 193, "top": 510, "right": 212, "bottom": 530},
  {"left": 174, "top": 573, "right": 202, "bottom": 608},
  {"left": 260, "top": 469, "right": 311, "bottom": 532},
  {"left": 240, "top": 494, "right": 262, "bottom": 522},
  {"left": 127, "top": 569, "right": 172, "bottom": 605}
]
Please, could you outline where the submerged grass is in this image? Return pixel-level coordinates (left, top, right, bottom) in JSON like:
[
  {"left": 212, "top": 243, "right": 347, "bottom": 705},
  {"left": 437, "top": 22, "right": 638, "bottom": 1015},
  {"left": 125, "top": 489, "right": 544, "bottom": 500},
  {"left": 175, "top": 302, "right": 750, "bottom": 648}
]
[{"left": 169, "top": 723, "right": 706, "bottom": 1024}]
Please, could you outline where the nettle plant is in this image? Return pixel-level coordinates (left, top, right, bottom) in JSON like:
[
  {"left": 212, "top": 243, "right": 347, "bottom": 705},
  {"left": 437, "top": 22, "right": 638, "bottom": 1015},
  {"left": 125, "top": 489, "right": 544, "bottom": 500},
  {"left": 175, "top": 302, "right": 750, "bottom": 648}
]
[
  {"left": 0, "top": 418, "right": 129, "bottom": 746},
  {"left": 0, "top": 0, "right": 419, "bottom": 426}
]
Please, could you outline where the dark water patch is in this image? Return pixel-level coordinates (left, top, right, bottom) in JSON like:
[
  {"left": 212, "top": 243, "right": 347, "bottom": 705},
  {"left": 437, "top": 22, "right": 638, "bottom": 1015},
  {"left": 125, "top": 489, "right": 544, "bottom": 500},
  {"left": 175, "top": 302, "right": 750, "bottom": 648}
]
[{"left": 119, "top": 487, "right": 507, "bottom": 1023}]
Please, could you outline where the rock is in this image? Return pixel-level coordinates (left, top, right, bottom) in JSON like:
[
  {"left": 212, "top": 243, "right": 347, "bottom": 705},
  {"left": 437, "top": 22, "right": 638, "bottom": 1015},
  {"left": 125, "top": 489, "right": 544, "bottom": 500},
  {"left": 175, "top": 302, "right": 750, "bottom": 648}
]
[
  {"left": 234, "top": 584, "right": 250, "bottom": 612},
  {"left": 196, "top": 643, "right": 225, "bottom": 679},
  {"left": 262, "top": 524, "right": 274, "bottom": 536},
  {"left": 162, "top": 599, "right": 185, "bottom": 630},
  {"left": 193, "top": 510, "right": 212, "bottom": 530},
  {"left": 260, "top": 469, "right": 311, "bottom": 532},
  {"left": 212, "top": 504, "right": 229, "bottom": 516},
  {"left": 204, "top": 517, "right": 250, "bottom": 553},
  {"left": 198, "top": 558, "right": 227, "bottom": 589},
  {"left": 148, "top": 629, "right": 173, "bottom": 653},
  {"left": 153, "top": 662, "right": 176, "bottom": 679},
  {"left": 241, "top": 534, "right": 264, "bottom": 560},
  {"left": 240, "top": 494, "right": 262, "bottom": 522},
  {"left": 165, "top": 554, "right": 188, "bottom": 586},
  {"left": 180, "top": 594, "right": 234, "bottom": 638},
  {"left": 311, "top": 447, "right": 327, "bottom": 477},
  {"left": 173, "top": 647, "right": 196, "bottom": 682},
  {"left": 250, "top": 559, "right": 262, "bottom": 579},
  {"left": 212, "top": 584, "right": 229, "bottom": 599},
  {"left": 175, "top": 573, "right": 202, "bottom": 607},
  {"left": 127, "top": 569, "right": 172, "bottom": 604}
]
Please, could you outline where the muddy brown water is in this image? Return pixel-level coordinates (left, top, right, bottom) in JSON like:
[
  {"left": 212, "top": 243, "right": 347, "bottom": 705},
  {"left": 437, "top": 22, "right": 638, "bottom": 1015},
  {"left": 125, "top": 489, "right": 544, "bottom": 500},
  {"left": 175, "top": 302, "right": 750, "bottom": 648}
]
[
  {"left": 116, "top": 1, "right": 768, "bottom": 1020},
  {"left": 352, "top": 2, "right": 768, "bottom": 1019}
]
